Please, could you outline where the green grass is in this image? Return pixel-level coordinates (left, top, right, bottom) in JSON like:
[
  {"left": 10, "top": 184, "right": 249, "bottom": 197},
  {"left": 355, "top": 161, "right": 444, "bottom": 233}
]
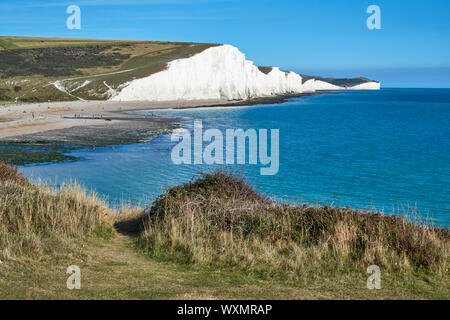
[
  {"left": 0, "top": 36, "right": 142, "bottom": 49},
  {"left": 2, "top": 235, "right": 448, "bottom": 300},
  {"left": 0, "top": 39, "right": 20, "bottom": 50}
]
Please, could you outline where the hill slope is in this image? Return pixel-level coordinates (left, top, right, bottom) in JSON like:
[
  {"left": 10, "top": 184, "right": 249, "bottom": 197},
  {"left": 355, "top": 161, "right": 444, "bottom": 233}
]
[{"left": 0, "top": 36, "right": 219, "bottom": 103}]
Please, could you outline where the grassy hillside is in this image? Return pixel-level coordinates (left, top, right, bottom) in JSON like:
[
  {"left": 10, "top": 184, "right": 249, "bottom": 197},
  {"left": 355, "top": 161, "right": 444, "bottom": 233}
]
[
  {"left": 0, "top": 163, "right": 448, "bottom": 299},
  {"left": 0, "top": 36, "right": 219, "bottom": 103}
]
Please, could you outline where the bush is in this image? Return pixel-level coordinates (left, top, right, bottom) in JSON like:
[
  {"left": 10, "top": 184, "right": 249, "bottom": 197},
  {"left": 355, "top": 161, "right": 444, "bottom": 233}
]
[
  {"left": 139, "top": 172, "right": 450, "bottom": 277},
  {"left": 0, "top": 160, "right": 28, "bottom": 185}
]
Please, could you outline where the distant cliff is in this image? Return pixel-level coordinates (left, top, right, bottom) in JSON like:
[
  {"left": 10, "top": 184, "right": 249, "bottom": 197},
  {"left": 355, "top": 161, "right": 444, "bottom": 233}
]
[
  {"left": 111, "top": 44, "right": 380, "bottom": 101},
  {"left": 0, "top": 36, "right": 379, "bottom": 104}
]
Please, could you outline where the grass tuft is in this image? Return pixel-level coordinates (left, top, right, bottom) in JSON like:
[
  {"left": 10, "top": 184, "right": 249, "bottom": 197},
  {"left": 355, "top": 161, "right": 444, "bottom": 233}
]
[
  {"left": 0, "top": 161, "right": 114, "bottom": 262},
  {"left": 0, "top": 160, "right": 28, "bottom": 185}
]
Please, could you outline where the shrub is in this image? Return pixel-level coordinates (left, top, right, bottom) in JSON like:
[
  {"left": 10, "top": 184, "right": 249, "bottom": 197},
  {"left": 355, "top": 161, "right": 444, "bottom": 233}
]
[{"left": 139, "top": 172, "right": 449, "bottom": 277}]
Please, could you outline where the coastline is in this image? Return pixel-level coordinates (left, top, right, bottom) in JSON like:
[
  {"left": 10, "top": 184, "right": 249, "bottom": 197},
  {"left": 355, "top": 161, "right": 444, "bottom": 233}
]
[
  {"left": 0, "top": 91, "right": 327, "bottom": 142},
  {"left": 0, "top": 91, "right": 330, "bottom": 165},
  {"left": 0, "top": 99, "right": 234, "bottom": 140},
  {"left": 170, "top": 91, "right": 331, "bottom": 109}
]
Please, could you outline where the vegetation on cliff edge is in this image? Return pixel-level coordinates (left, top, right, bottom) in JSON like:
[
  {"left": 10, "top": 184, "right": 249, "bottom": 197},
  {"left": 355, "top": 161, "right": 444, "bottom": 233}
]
[
  {"left": 0, "top": 163, "right": 448, "bottom": 299},
  {"left": 139, "top": 172, "right": 449, "bottom": 278}
]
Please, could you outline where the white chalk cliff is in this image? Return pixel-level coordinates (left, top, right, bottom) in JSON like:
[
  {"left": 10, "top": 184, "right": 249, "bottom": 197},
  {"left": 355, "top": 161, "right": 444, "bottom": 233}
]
[{"left": 111, "top": 45, "right": 380, "bottom": 102}]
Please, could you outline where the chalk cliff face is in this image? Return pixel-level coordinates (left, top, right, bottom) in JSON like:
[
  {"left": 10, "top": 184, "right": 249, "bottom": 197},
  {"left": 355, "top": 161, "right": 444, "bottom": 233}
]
[
  {"left": 302, "top": 79, "right": 343, "bottom": 92},
  {"left": 111, "top": 45, "right": 379, "bottom": 102},
  {"left": 345, "top": 82, "right": 381, "bottom": 90}
]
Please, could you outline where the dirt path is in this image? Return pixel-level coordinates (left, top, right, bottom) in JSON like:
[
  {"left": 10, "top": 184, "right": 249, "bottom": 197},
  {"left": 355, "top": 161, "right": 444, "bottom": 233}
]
[{"left": 58, "top": 233, "right": 330, "bottom": 300}]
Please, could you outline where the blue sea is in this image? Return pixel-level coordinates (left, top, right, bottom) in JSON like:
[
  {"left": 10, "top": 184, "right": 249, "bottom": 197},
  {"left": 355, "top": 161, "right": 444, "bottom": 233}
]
[{"left": 21, "top": 89, "right": 450, "bottom": 227}]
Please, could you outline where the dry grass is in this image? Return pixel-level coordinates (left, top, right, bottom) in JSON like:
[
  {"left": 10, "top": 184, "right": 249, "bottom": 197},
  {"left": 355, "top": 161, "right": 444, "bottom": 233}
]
[
  {"left": 0, "top": 163, "right": 448, "bottom": 299},
  {"left": 139, "top": 171, "right": 450, "bottom": 278},
  {"left": 0, "top": 36, "right": 142, "bottom": 49},
  {"left": 0, "top": 160, "right": 28, "bottom": 185},
  {"left": 0, "top": 160, "right": 114, "bottom": 262}
]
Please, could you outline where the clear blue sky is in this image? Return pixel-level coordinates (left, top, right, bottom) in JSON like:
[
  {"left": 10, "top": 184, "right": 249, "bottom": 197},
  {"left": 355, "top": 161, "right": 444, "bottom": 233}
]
[{"left": 1, "top": 0, "right": 450, "bottom": 87}]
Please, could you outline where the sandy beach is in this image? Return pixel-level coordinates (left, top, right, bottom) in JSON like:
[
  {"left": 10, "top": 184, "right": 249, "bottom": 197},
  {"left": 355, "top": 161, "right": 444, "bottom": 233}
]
[{"left": 0, "top": 99, "right": 234, "bottom": 139}]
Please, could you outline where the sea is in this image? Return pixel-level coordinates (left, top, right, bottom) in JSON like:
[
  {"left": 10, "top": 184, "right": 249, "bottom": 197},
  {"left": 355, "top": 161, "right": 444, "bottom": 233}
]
[{"left": 20, "top": 88, "right": 450, "bottom": 227}]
